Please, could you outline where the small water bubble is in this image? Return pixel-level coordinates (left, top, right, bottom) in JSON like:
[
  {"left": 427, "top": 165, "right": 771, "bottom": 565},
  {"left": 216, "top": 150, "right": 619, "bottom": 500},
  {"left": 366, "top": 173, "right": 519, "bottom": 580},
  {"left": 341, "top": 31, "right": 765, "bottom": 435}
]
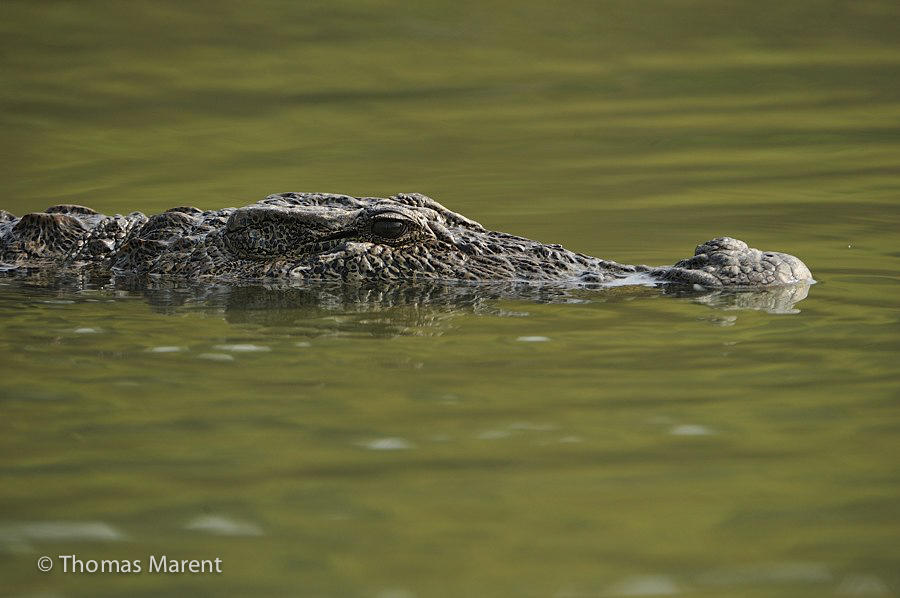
[
  {"left": 836, "top": 574, "right": 890, "bottom": 596},
  {"left": 213, "top": 344, "right": 271, "bottom": 352},
  {"left": 73, "top": 327, "right": 100, "bottom": 334},
  {"left": 146, "top": 346, "right": 183, "bottom": 353},
  {"left": 669, "top": 424, "right": 715, "bottom": 436},
  {"left": 516, "top": 336, "right": 550, "bottom": 342},
  {"left": 558, "top": 436, "right": 583, "bottom": 443},
  {"left": 607, "top": 574, "right": 680, "bottom": 596},
  {"left": 184, "top": 515, "right": 263, "bottom": 537},
  {"left": 0, "top": 521, "right": 125, "bottom": 543},
  {"left": 197, "top": 353, "right": 235, "bottom": 362},
  {"left": 294, "top": 341, "right": 312, "bottom": 347},
  {"left": 698, "top": 561, "right": 831, "bottom": 586},
  {"left": 361, "top": 438, "right": 413, "bottom": 451}
]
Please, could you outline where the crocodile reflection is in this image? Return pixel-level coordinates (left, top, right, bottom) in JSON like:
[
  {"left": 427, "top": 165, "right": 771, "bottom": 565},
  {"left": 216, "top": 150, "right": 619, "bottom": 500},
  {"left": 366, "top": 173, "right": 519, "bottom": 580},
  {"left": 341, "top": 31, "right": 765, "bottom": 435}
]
[
  {"left": 4, "top": 275, "right": 811, "bottom": 335},
  {"left": 130, "top": 278, "right": 811, "bottom": 327}
]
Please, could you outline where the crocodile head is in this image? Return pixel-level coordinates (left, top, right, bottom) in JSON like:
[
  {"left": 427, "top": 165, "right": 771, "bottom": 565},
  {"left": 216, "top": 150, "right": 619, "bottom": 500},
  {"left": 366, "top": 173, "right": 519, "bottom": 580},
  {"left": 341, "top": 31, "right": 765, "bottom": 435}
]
[
  {"left": 1, "top": 192, "right": 813, "bottom": 288},
  {"left": 191, "top": 192, "right": 617, "bottom": 282}
]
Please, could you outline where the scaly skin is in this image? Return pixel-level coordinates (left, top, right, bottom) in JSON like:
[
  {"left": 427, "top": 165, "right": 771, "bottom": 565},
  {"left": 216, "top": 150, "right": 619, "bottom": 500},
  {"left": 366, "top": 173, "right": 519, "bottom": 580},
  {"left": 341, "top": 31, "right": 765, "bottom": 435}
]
[{"left": 0, "top": 192, "right": 812, "bottom": 288}]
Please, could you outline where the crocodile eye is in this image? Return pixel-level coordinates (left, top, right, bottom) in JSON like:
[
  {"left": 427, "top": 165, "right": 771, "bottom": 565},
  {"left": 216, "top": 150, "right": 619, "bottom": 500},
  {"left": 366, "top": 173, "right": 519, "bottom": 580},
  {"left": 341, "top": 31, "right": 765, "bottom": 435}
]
[{"left": 372, "top": 218, "right": 408, "bottom": 240}]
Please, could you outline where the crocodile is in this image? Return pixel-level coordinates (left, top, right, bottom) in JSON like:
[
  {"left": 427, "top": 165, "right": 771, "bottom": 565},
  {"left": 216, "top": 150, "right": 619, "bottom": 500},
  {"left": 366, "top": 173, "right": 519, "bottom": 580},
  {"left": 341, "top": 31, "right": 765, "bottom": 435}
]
[{"left": 0, "top": 192, "right": 812, "bottom": 288}]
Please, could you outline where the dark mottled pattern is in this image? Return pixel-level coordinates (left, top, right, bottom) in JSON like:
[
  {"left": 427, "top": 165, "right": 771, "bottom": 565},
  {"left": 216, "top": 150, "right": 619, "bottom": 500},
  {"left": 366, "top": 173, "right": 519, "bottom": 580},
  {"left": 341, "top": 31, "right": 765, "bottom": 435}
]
[{"left": 0, "top": 192, "right": 812, "bottom": 288}]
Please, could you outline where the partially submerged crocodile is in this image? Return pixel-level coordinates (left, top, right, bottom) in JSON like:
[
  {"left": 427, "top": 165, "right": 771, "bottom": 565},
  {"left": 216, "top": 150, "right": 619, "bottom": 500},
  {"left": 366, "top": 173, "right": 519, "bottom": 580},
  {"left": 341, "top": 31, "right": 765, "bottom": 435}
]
[{"left": 0, "top": 192, "right": 812, "bottom": 288}]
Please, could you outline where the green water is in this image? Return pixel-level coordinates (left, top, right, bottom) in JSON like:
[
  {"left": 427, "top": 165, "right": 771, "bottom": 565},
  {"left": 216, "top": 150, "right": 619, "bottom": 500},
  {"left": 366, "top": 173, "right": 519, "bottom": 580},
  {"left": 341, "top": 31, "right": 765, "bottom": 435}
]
[{"left": 1, "top": 1, "right": 899, "bottom": 596}]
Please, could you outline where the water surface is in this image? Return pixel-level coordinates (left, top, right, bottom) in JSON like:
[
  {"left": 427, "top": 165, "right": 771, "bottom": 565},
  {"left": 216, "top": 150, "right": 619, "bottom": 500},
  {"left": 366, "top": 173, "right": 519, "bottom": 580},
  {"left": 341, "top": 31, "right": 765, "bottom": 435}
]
[{"left": 1, "top": 1, "right": 898, "bottom": 596}]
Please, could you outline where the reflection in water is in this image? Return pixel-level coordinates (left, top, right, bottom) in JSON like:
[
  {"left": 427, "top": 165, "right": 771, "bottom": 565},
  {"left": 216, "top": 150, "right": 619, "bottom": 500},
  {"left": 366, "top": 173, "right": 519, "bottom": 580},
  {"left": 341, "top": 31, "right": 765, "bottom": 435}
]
[
  {"left": 212, "top": 281, "right": 814, "bottom": 325},
  {"left": 0, "top": 522, "right": 124, "bottom": 553},
  {"left": 697, "top": 561, "right": 833, "bottom": 586},
  {"left": 669, "top": 283, "right": 811, "bottom": 315},
  {"left": 183, "top": 515, "right": 264, "bottom": 537},
  {"left": 2, "top": 273, "right": 812, "bottom": 328}
]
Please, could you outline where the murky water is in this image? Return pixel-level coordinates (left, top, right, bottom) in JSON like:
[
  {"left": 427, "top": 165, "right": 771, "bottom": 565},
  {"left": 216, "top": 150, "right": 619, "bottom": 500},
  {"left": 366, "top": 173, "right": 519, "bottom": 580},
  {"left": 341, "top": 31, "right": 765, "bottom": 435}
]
[{"left": 1, "top": 1, "right": 898, "bottom": 596}]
